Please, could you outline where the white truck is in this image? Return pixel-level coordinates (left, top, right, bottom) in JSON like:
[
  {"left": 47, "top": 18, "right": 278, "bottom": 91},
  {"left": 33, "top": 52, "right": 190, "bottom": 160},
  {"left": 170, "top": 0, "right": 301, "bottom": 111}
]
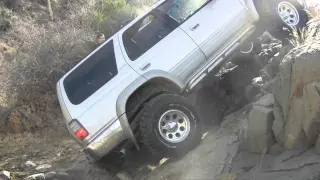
[{"left": 57, "top": 0, "right": 308, "bottom": 160}]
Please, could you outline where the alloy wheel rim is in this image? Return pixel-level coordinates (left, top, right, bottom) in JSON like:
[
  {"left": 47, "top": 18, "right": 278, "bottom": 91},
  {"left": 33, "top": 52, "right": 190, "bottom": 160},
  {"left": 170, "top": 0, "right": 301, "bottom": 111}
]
[
  {"left": 277, "top": 2, "right": 300, "bottom": 26},
  {"left": 158, "top": 109, "right": 191, "bottom": 143}
]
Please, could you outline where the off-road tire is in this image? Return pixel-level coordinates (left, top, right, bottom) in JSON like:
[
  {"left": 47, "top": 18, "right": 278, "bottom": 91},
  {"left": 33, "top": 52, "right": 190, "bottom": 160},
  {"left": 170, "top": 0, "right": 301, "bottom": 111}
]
[
  {"left": 255, "top": 0, "right": 309, "bottom": 41},
  {"left": 137, "top": 93, "right": 202, "bottom": 157},
  {"left": 126, "top": 84, "right": 172, "bottom": 121}
]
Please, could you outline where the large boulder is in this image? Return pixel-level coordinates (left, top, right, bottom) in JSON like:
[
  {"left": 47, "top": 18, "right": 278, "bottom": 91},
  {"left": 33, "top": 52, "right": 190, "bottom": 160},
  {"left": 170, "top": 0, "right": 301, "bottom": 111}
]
[
  {"left": 273, "top": 41, "right": 320, "bottom": 150},
  {"left": 240, "top": 95, "right": 275, "bottom": 153}
]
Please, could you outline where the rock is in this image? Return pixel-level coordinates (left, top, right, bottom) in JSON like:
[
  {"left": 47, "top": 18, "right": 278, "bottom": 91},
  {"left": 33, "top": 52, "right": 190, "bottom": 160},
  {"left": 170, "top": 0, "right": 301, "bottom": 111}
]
[
  {"left": 278, "top": 54, "right": 293, "bottom": 121},
  {"left": 307, "top": 172, "right": 320, "bottom": 180},
  {"left": 248, "top": 106, "right": 274, "bottom": 134},
  {"left": 24, "top": 173, "right": 45, "bottom": 180},
  {"left": 278, "top": 44, "right": 294, "bottom": 60},
  {"left": 231, "top": 151, "right": 260, "bottom": 173},
  {"left": 248, "top": 132, "right": 274, "bottom": 153},
  {"left": 0, "top": 170, "right": 10, "bottom": 180},
  {"left": 35, "top": 164, "right": 52, "bottom": 171},
  {"left": 272, "top": 46, "right": 320, "bottom": 150},
  {"left": 24, "top": 161, "right": 37, "bottom": 170},
  {"left": 261, "top": 78, "right": 276, "bottom": 93},
  {"left": 253, "top": 93, "right": 274, "bottom": 108},
  {"left": 44, "top": 172, "right": 56, "bottom": 179},
  {"left": 316, "top": 135, "right": 320, "bottom": 154},
  {"left": 239, "top": 119, "right": 249, "bottom": 150},
  {"left": 241, "top": 105, "right": 275, "bottom": 153},
  {"left": 273, "top": 76, "right": 282, "bottom": 104},
  {"left": 216, "top": 173, "right": 236, "bottom": 180},
  {"left": 273, "top": 100, "right": 285, "bottom": 145},
  {"left": 252, "top": 77, "right": 263, "bottom": 87},
  {"left": 284, "top": 97, "right": 308, "bottom": 149},
  {"left": 35, "top": 165, "right": 50, "bottom": 172},
  {"left": 302, "top": 82, "right": 320, "bottom": 144},
  {"left": 45, "top": 171, "right": 69, "bottom": 180},
  {"left": 268, "top": 143, "right": 285, "bottom": 156},
  {"left": 116, "top": 171, "right": 132, "bottom": 180}
]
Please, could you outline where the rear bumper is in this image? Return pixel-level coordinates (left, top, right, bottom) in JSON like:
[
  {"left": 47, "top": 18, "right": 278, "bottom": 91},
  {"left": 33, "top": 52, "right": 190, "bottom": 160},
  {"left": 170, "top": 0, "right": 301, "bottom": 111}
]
[{"left": 83, "top": 119, "right": 126, "bottom": 160}]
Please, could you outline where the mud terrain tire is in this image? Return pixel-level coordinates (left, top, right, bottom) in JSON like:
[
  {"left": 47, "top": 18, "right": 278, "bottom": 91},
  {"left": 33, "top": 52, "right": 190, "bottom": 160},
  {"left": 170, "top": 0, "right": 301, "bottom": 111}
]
[
  {"left": 137, "top": 93, "right": 202, "bottom": 157},
  {"left": 255, "top": 0, "right": 309, "bottom": 41}
]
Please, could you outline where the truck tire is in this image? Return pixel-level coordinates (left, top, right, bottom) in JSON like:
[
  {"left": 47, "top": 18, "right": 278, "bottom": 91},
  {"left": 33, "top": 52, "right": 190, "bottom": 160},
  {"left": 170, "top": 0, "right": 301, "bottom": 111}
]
[
  {"left": 126, "top": 84, "right": 172, "bottom": 122},
  {"left": 137, "top": 93, "right": 202, "bottom": 157},
  {"left": 255, "top": 0, "right": 309, "bottom": 41}
]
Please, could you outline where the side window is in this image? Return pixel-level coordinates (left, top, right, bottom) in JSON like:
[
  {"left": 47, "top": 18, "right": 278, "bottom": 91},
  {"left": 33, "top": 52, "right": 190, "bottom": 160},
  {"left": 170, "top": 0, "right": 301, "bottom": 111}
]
[
  {"left": 64, "top": 40, "right": 118, "bottom": 105},
  {"left": 158, "top": 0, "right": 209, "bottom": 23},
  {"left": 123, "top": 12, "right": 178, "bottom": 61}
]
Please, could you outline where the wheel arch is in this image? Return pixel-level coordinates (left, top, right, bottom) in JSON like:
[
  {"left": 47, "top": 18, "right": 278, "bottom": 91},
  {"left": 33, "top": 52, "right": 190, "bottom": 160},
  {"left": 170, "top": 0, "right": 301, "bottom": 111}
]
[
  {"left": 115, "top": 71, "right": 185, "bottom": 150},
  {"left": 116, "top": 71, "right": 185, "bottom": 118}
]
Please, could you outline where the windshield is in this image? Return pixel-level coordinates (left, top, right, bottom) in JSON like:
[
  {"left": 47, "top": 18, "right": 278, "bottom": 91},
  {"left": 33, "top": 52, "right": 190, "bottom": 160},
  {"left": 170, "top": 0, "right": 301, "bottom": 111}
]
[{"left": 158, "top": 0, "right": 209, "bottom": 23}]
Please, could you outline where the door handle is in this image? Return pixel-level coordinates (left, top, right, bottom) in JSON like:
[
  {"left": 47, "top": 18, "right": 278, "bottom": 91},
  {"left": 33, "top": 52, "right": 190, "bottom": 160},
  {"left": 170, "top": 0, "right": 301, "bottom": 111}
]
[
  {"left": 140, "top": 63, "right": 151, "bottom": 71},
  {"left": 190, "top": 24, "right": 200, "bottom": 31}
]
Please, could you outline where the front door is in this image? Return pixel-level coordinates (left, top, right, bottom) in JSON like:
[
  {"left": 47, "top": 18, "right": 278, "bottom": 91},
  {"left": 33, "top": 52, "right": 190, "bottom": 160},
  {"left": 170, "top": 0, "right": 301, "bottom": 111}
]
[
  {"left": 174, "top": 0, "right": 252, "bottom": 59},
  {"left": 119, "top": 2, "right": 206, "bottom": 85}
]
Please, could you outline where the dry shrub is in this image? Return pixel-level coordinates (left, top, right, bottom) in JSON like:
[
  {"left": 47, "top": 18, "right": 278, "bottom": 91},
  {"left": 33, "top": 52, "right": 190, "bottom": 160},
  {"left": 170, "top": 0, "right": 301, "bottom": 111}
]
[
  {"left": 88, "top": 0, "right": 137, "bottom": 35},
  {"left": 0, "top": 0, "right": 155, "bottom": 134},
  {"left": 2, "top": 9, "right": 95, "bottom": 105},
  {"left": 0, "top": 5, "right": 14, "bottom": 32},
  {"left": 0, "top": 9, "right": 95, "bottom": 133},
  {"left": 290, "top": 5, "right": 320, "bottom": 46}
]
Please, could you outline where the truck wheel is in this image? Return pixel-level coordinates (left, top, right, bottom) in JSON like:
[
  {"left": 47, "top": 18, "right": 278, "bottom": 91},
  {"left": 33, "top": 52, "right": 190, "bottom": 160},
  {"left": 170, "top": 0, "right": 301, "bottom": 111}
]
[
  {"left": 137, "top": 93, "right": 202, "bottom": 157},
  {"left": 255, "top": 0, "right": 309, "bottom": 41}
]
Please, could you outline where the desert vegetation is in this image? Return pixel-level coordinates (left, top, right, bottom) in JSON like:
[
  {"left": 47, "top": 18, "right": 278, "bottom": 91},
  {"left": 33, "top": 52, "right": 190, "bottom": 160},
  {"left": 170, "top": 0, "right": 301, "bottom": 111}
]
[
  {"left": 0, "top": 0, "right": 154, "bottom": 174},
  {"left": 0, "top": 0, "right": 155, "bottom": 133}
]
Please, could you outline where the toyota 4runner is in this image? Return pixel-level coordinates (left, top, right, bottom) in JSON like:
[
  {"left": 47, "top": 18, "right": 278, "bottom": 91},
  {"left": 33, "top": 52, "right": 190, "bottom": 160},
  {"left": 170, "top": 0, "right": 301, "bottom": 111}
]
[{"left": 57, "top": 0, "right": 308, "bottom": 160}]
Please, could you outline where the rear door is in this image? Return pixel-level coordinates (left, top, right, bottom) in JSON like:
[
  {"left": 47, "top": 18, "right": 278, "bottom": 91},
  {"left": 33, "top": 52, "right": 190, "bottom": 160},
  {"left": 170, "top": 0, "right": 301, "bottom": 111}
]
[
  {"left": 119, "top": 2, "right": 206, "bottom": 85},
  {"left": 174, "top": 0, "right": 252, "bottom": 59}
]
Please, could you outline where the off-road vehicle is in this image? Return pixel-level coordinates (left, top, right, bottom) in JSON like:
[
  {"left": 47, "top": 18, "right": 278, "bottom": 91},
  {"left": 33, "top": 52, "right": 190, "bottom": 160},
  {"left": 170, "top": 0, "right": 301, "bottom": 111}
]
[{"left": 57, "top": 0, "right": 308, "bottom": 160}]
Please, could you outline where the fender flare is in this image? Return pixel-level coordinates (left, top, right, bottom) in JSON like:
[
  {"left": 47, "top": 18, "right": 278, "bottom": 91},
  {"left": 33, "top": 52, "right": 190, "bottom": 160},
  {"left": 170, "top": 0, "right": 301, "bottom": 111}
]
[{"left": 116, "top": 70, "right": 185, "bottom": 149}]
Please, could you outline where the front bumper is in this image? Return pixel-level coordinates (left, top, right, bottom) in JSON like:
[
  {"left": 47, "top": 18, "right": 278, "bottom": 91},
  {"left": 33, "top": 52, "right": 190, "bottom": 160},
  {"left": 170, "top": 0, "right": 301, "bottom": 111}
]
[{"left": 83, "top": 119, "right": 126, "bottom": 160}]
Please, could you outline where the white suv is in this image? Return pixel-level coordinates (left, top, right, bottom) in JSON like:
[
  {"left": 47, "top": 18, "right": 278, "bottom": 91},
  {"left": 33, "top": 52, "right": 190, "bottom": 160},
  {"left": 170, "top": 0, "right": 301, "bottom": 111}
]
[{"left": 57, "top": 0, "right": 308, "bottom": 160}]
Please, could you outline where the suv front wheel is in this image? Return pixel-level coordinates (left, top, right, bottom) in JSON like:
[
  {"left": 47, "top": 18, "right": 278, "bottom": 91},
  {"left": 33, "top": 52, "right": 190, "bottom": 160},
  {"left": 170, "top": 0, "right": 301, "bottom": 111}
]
[{"left": 137, "top": 93, "right": 202, "bottom": 157}]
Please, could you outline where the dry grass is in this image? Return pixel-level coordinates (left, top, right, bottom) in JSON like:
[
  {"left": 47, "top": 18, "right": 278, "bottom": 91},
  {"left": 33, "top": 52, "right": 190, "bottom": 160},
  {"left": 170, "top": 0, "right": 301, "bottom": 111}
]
[
  {"left": 290, "top": 4, "right": 320, "bottom": 46},
  {"left": 0, "top": 5, "right": 13, "bottom": 32},
  {"left": 0, "top": 0, "right": 153, "bottom": 136}
]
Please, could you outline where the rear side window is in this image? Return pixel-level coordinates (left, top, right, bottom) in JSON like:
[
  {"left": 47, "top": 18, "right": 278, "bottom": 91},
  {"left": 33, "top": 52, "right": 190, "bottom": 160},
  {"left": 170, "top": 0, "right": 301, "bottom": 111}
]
[{"left": 64, "top": 40, "right": 118, "bottom": 105}]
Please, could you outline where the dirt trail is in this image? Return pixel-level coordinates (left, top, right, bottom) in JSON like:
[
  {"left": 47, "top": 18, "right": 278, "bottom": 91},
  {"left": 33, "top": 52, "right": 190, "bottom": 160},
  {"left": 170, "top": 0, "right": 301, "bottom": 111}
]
[
  {"left": 63, "top": 109, "right": 246, "bottom": 180},
  {"left": 140, "top": 112, "right": 244, "bottom": 180}
]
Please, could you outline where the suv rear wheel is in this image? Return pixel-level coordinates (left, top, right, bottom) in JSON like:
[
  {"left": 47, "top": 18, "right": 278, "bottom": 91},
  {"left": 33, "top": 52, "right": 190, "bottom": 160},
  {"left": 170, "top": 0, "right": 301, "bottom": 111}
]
[
  {"left": 255, "top": 0, "right": 309, "bottom": 41},
  {"left": 137, "top": 93, "right": 202, "bottom": 157}
]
